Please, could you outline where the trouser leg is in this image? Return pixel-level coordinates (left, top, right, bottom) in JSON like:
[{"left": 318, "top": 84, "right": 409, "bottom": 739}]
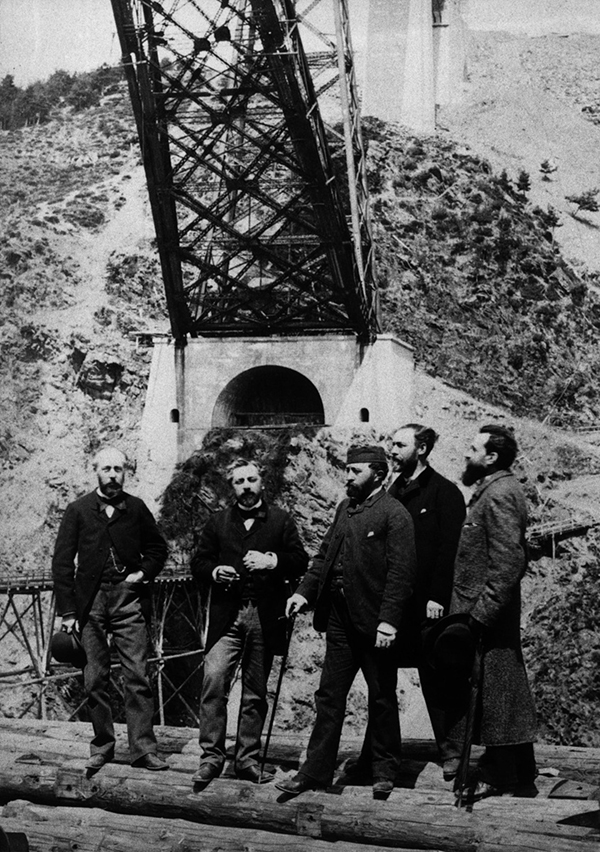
[
  {"left": 360, "top": 645, "right": 401, "bottom": 782},
  {"left": 109, "top": 582, "right": 157, "bottom": 763},
  {"left": 81, "top": 585, "right": 115, "bottom": 759},
  {"left": 300, "top": 596, "right": 359, "bottom": 786},
  {"left": 199, "top": 617, "right": 243, "bottom": 771},
  {"left": 418, "top": 661, "right": 461, "bottom": 762},
  {"left": 235, "top": 603, "right": 273, "bottom": 771}
]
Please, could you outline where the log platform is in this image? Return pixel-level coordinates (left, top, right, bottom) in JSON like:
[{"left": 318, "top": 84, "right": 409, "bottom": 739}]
[{"left": 0, "top": 719, "right": 598, "bottom": 851}]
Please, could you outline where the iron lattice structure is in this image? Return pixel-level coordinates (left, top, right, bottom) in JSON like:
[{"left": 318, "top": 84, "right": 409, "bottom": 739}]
[{"left": 110, "top": 0, "right": 378, "bottom": 341}]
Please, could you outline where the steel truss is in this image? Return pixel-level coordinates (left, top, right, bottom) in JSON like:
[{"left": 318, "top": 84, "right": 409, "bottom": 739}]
[
  {"left": 110, "top": 0, "right": 377, "bottom": 341},
  {"left": 0, "top": 575, "right": 204, "bottom": 726}
]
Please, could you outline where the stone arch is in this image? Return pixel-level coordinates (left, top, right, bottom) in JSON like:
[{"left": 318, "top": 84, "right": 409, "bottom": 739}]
[{"left": 211, "top": 365, "right": 325, "bottom": 428}]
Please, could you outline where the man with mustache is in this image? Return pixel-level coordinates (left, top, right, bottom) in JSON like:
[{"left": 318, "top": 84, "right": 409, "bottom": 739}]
[
  {"left": 276, "top": 445, "right": 416, "bottom": 799},
  {"left": 191, "top": 459, "right": 308, "bottom": 787},
  {"left": 449, "top": 424, "right": 537, "bottom": 800},
  {"left": 349, "top": 424, "right": 466, "bottom": 782},
  {"left": 52, "top": 447, "right": 169, "bottom": 772}
]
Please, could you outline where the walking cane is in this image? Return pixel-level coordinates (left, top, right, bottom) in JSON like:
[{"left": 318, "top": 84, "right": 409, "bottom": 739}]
[
  {"left": 260, "top": 614, "right": 295, "bottom": 781},
  {"left": 454, "top": 635, "right": 483, "bottom": 807}
]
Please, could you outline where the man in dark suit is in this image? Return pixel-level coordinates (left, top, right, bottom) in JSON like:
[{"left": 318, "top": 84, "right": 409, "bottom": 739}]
[
  {"left": 52, "top": 447, "right": 168, "bottom": 772},
  {"left": 390, "top": 424, "right": 466, "bottom": 777},
  {"left": 348, "top": 425, "right": 466, "bottom": 782},
  {"left": 191, "top": 459, "right": 308, "bottom": 786},
  {"left": 276, "top": 445, "right": 416, "bottom": 799}
]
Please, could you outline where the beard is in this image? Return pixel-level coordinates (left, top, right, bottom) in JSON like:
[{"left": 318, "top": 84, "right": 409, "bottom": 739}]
[
  {"left": 238, "top": 491, "right": 261, "bottom": 508},
  {"left": 346, "top": 481, "right": 375, "bottom": 503},
  {"left": 461, "top": 461, "right": 488, "bottom": 487},
  {"left": 393, "top": 453, "right": 419, "bottom": 478},
  {"left": 101, "top": 481, "right": 122, "bottom": 497}
]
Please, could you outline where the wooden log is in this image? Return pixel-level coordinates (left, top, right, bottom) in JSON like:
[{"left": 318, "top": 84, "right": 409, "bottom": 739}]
[
  {"left": 2, "top": 719, "right": 600, "bottom": 780},
  {"left": 1, "top": 800, "right": 432, "bottom": 852},
  {"left": 3, "top": 719, "right": 600, "bottom": 782},
  {"left": 0, "top": 753, "right": 597, "bottom": 852}
]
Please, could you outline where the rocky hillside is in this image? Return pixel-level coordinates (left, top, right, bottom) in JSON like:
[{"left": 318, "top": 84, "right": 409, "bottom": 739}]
[
  {"left": 3, "top": 33, "right": 600, "bottom": 743},
  {"left": 365, "top": 117, "right": 600, "bottom": 425}
]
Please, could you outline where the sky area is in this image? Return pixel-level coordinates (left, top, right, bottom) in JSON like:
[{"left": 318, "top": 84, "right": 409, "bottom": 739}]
[{"left": 0, "top": 0, "right": 599, "bottom": 87}]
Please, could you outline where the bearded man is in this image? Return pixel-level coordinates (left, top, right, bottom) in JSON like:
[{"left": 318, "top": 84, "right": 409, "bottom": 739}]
[
  {"left": 350, "top": 424, "right": 466, "bottom": 781},
  {"left": 276, "top": 445, "right": 416, "bottom": 799},
  {"left": 449, "top": 424, "right": 537, "bottom": 799},
  {"left": 52, "top": 447, "right": 169, "bottom": 772}
]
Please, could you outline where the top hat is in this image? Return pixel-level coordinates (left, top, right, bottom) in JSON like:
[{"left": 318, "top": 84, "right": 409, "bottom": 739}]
[
  {"left": 422, "top": 613, "right": 476, "bottom": 677},
  {"left": 50, "top": 630, "right": 86, "bottom": 668}
]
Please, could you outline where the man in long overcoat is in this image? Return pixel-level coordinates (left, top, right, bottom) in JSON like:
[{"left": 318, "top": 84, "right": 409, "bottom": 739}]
[
  {"left": 276, "top": 445, "right": 416, "bottom": 799},
  {"left": 191, "top": 459, "right": 308, "bottom": 786},
  {"left": 449, "top": 424, "right": 537, "bottom": 798},
  {"left": 52, "top": 447, "right": 169, "bottom": 772}
]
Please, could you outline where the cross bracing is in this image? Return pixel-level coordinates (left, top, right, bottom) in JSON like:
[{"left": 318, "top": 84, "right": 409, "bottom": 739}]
[{"left": 110, "top": 0, "right": 378, "bottom": 341}]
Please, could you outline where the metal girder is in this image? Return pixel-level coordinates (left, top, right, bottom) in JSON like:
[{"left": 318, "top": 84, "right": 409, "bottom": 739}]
[{"left": 110, "top": 0, "right": 378, "bottom": 340}]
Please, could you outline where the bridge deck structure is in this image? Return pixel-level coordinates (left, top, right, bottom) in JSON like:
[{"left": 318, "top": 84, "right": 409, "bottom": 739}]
[{"left": 110, "top": 0, "right": 377, "bottom": 342}]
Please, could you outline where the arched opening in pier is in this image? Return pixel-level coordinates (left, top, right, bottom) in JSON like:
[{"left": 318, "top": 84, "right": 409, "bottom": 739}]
[{"left": 212, "top": 366, "right": 325, "bottom": 428}]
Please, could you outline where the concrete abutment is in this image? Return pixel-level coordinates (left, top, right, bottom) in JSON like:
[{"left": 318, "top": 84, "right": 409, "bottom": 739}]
[{"left": 138, "top": 334, "right": 413, "bottom": 507}]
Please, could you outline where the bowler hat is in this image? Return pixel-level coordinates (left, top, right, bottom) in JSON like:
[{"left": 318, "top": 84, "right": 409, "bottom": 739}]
[
  {"left": 50, "top": 630, "right": 86, "bottom": 668},
  {"left": 422, "top": 613, "right": 476, "bottom": 677}
]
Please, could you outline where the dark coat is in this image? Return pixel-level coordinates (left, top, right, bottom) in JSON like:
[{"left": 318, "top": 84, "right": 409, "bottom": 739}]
[
  {"left": 191, "top": 503, "right": 308, "bottom": 655},
  {"left": 449, "top": 470, "right": 537, "bottom": 745},
  {"left": 389, "top": 466, "right": 465, "bottom": 664},
  {"left": 297, "top": 490, "right": 416, "bottom": 640},
  {"left": 52, "top": 490, "right": 168, "bottom": 621}
]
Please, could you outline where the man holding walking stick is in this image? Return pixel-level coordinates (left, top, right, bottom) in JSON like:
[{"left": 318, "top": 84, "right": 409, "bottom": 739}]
[
  {"left": 449, "top": 425, "right": 537, "bottom": 802},
  {"left": 276, "top": 445, "right": 416, "bottom": 799},
  {"left": 191, "top": 459, "right": 308, "bottom": 787}
]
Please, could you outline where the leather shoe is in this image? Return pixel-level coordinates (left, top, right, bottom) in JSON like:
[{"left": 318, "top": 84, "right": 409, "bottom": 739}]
[
  {"left": 132, "top": 753, "right": 169, "bottom": 771},
  {"left": 458, "top": 780, "right": 512, "bottom": 803},
  {"left": 192, "top": 763, "right": 221, "bottom": 785},
  {"left": 275, "top": 774, "right": 318, "bottom": 796},
  {"left": 372, "top": 779, "right": 394, "bottom": 799},
  {"left": 236, "top": 765, "right": 274, "bottom": 784},
  {"left": 443, "top": 758, "right": 460, "bottom": 782},
  {"left": 86, "top": 753, "right": 112, "bottom": 771}
]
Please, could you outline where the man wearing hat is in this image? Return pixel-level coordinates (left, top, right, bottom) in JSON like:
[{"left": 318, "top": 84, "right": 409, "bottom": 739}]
[
  {"left": 52, "top": 447, "right": 169, "bottom": 772},
  {"left": 449, "top": 424, "right": 537, "bottom": 799},
  {"left": 350, "top": 424, "right": 466, "bottom": 781},
  {"left": 277, "top": 445, "right": 416, "bottom": 798}
]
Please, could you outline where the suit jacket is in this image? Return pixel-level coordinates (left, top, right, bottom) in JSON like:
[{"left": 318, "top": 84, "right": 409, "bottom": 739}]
[
  {"left": 389, "top": 466, "right": 465, "bottom": 664},
  {"left": 191, "top": 503, "right": 308, "bottom": 655},
  {"left": 52, "top": 490, "right": 168, "bottom": 621},
  {"left": 298, "top": 490, "right": 416, "bottom": 640},
  {"left": 450, "top": 469, "right": 537, "bottom": 745}
]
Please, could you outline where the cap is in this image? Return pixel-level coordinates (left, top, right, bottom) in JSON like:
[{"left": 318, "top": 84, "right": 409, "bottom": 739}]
[{"left": 346, "top": 445, "right": 387, "bottom": 465}]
